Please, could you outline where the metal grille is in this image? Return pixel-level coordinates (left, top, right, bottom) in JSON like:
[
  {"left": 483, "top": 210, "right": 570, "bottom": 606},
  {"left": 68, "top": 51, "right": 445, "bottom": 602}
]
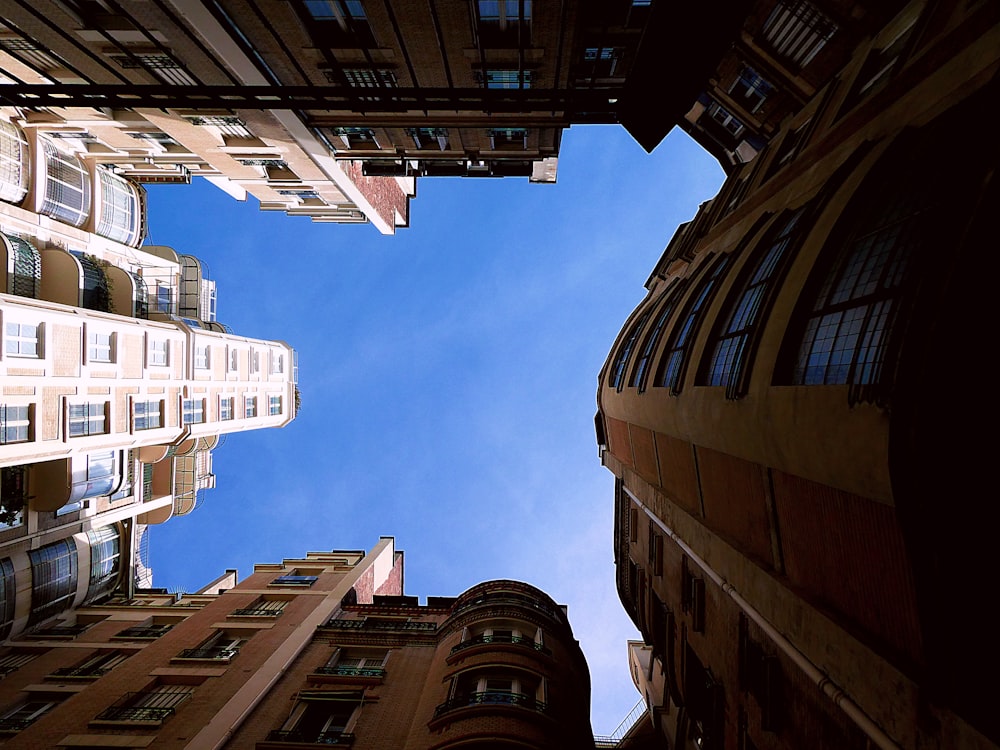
[
  {"left": 0, "top": 119, "right": 29, "bottom": 204},
  {"left": 762, "top": 1, "right": 837, "bottom": 68}
]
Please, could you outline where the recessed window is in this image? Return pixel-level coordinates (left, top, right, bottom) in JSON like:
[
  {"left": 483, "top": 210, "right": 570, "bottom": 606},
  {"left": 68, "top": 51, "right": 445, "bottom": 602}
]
[
  {"left": 477, "top": 0, "right": 531, "bottom": 47},
  {"left": 608, "top": 310, "right": 650, "bottom": 390},
  {"left": 270, "top": 353, "right": 284, "bottom": 374},
  {"left": 730, "top": 66, "right": 774, "bottom": 113},
  {"left": 267, "top": 690, "right": 361, "bottom": 744},
  {"left": 149, "top": 339, "right": 169, "bottom": 367},
  {"left": 68, "top": 402, "right": 108, "bottom": 437},
  {"left": 656, "top": 255, "right": 733, "bottom": 394},
  {"left": 268, "top": 396, "right": 282, "bottom": 416},
  {"left": 87, "top": 331, "right": 113, "bottom": 363},
  {"left": 182, "top": 399, "right": 205, "bottom": 425},
  {"left": 220, "top": 397, "right": 234, "bottom": 421},
  {"left": 582, "top": 47, "right": 624, "bottom": 77},
  {"left": 477, "top": 69, "right": 532, "bottom": 89},
  {"left": 0, "top": 405, "right": 30, "bottom": 445},
  {"left": 342, "top": 69, "right": 396, "bottom": 88},
  {"left": 319, "top": 648, "right": 387, "bottom": 676},
  {"left": 195, "top": 344, "right": 210, "bottom": 370},
  {"left": 28, "top": 539, "right": 78, "bottom": 625},
  {"left": 707, "top": 101, "right": 745, "bottom": 138},
  {"left": 0, "top": 699, "right": 59, "bottom": 732},
  {"left": 251, "top": 352, "right": 260, "bottom": 373},
  {"left": 762, "top": 0, "right": 837, "bottom": 68},
  {"left": 5, "top": 322, "right": 41, "bottom": 358},
  {"left": 487, "top": 128, "right": 528, "bottom": 150},
  {"left": 133, "top": 400, "right": 163, "bottom": 431},
  {"left": 229, "top": 349, "right": 239, "bottom": 372},
  {"left": 93, "top": 683, "right": 193, "bottom": 724},
  {"left": 407, "top": 128, "right": 449, "bottom": 150},
  {"left": 271, "top": 574, "right": 317, "bottom": 587},
  {"left": 630, "top": 283, "right": 684, "bottom": 391},
  {"left": 701, "top": 209, "right": 805, "bottom": 396},
  {"left": 244, "top": 397, "right": 257, "bottom": 419},
  {"left": 302, "top": 0, "right": 376, "bottom": 47},
  {"left": 176, "top": 631, "right": 245, "bottom": 662}
]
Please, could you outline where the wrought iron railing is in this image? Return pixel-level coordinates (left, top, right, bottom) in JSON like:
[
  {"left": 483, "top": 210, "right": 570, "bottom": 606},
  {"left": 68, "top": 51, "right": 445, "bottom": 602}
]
[
  {"left": 265, "top": 729, "right": 355, "bottom": 745},
  {"left": 434, "top": 691, "right": 546, "bottom": 717},
  {"left": 32, "top": 624, "right": 89, "bottom": 638},
  {"left": 95, "top": 704, "right": 175, "bottom": 722},
  {"left": 49, "top": 665, "right": 111, "bottom": 679},
  {"left": 0, "top": 715, "right": 38, "bottom": 732},
  {"left": 450, "top": 634, "right": 551, "bottom": 655},
  {"left": 324, "top": 619, "right": 436, "bottom": 632},
  {"left": 114, "top": 624, "right": 173, "bottom": 639},
  {"left": 453, "top": 592, "right": 562, "bottom": 621},
  {"left": 175, "top": 646, "right": 239, "bottom": 660},
  {"left": 312, "top": 665, "right": 385, "bottom": 678},
  {"left": 230, "top": 605, "right": 284, "bottom": 617}
]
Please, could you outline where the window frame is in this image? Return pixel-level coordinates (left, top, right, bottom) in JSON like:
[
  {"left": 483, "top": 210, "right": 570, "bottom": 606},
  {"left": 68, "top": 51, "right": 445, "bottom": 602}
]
[
  {"left": 182, "top": 399, "right": 205, "bottom": 425},
  {"left": 148, "top": 338, "right": 169, "bottom": 367},
  {"left": 0, "top": 404, "right": 31, "bottom": 445},
  {"left": 132, "top": 399, "right": 163, "bottom": 431},
  {"left": 4, "top": 321, "right": 42, "bottom": 359},
  {"left": 67, "top": 401, "right": 109, "bottom": 438},
  {"left": 86, "top": 329, "right": 114, "bottom": 364}
]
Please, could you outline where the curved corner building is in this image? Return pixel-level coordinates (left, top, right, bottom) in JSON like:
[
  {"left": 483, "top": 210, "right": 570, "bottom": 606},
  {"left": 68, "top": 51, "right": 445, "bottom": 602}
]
[{"left": 597, "top": 2, "right": 1000, "bottom": 749}]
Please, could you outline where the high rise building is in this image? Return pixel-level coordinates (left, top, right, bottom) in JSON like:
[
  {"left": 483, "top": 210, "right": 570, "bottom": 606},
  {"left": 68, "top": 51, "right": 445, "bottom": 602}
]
[
  {"left": 597, "top": 0, "right": 999, "bottom": 748},
  {"left": 0, "top": 537, "right": 595, "bottom": 750},
  {"left": 1, "top": 115, "right": 298, "bottom": 641}
]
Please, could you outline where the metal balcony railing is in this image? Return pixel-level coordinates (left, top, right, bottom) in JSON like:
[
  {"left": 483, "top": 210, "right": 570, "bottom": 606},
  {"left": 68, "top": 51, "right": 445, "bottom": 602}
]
[
  {"left": 434, "top": 691, "right": 547, "bottom": 717},
  {"left": 114, "top": 624, "right": 173, "bottom": 639},
  {"left": 450, "top": 634, "right": 552, "bottom": 655},
  {"left": 594, "top": 699, "right": 648, "bottom": 748},
  {"left": 324, "top": 619, "right": 436, "bottom": 632},
  {"left": 453, "top": 592, "right": 562, "bottom": 621},
  {"left": 230, "top": 605, "right": 284, "bottom": 617},
  {"left": 312, "top": 665, "right": 385, "bottom": 678},
  {"left": 265, "top": 730, "right": 355, "bottom": 745},
  {"left": 175, "top": 646, "right": 238, "bottom": 661},
  {"left": 49, "top": 665, "right": 111, "bottom": 679},
  {"left": 32, "top": 624, "right": 89, "bottom": 638},
  {"left": 95, "top": 704, "right": 174, "bottom": 722}
]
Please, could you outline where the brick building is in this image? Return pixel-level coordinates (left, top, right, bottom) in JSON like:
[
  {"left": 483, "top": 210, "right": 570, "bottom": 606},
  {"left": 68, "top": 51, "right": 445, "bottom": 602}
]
[
  {"left": 0, "top": 537, "right": 595, "bottom": 750},
  {"left": 597, "top": 1, "right": 1000, "bottom": 748}
]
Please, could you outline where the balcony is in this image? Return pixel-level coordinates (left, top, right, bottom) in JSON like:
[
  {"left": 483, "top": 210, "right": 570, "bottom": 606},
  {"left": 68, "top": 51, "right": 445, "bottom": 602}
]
[
  {"left": 323, "top": 619, "right": 436, "bottom": 632},
  {"left": 312, "top": 665, "right": 385, "bottom": 678},
  {"left": 264, "top": 730, "right": 355, "bottom": 745},
  {"left": 30, "top": 624, "right": 90, "bottom": 639},
  {"left": 93, "top": 697, "right": 175, "bottom": 724},
  {"left": 174, "top": 646, "right": 239, "bottom": 661},
  {"left": 1, "top": 233, "right": 41, "bottom": 298},
  {"left": 434, "top": 691, "right": 547, "bottom": 718},
  {"left": 47, "top": 665, "right": 112, "bottom": 680},
  {"left": 113, "top": 624, "right": 173, "bottom": 640},
  {"left": 450, "top": 633, "right": 551, "bottom": 656}
]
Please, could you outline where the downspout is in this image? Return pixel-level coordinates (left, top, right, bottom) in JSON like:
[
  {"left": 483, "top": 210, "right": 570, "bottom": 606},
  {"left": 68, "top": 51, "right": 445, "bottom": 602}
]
[{"left": 623, "top": 487, "right": 901, "bottom": 750}]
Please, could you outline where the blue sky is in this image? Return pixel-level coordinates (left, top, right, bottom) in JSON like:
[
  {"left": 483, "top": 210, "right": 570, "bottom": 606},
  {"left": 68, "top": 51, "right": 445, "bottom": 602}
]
[{"left": 145, "top": 123, "right": 724, "bottom": 734}]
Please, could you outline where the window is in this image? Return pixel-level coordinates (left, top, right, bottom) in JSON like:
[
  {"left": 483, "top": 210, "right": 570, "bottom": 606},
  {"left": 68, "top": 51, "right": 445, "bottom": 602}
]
[
  {"left": 730, "top": 66, "right": 774, "bottom": 113},
  {"left": 155, "top": 285, "right": 173, "bottom": 314},
  {"left": 251, "top": 351, "right": 260, "bottom": 373},
  {"left": 487, "top": 128, "right": 527, "bottom": 150},
  {"left": 707, "top": 102, "right": 744, "bottom": 138},
  {"left": 268, "top": 691, "right": 361, "bottom": 744},
  {"left": 68, "top": 450, "right": 121, "bottom": 503},
  {"left": 656, "top": 255, "right": 733, "bottom": 393},
  {"left": 149, "top": 339, "right": 168, "bottom": 367},
  {"left": 49, "top": 650, "right": 128, "bottom": 679},
  {"left": 182, "top": 399, "right": 205, "bottom": 425},
  {"left": 701, "top": 209, "right": 804, "bottom": 396},
  {"left": 0, "top": 405, "right": 30, "bottom": 445},
  {"left": 194, "top": 344, "right": 209, "bottom": 370},
  {"left": 302, "top": 0, "right": 376, "bottom": 47},
  {"left": 407, "top": 128, "right": 449, "bottom": 150},
  {"left": 39, "top": 139, "right": 91, "bottom": 227},
  {"left": 229, "top": 348, "right": 239, "bottom": 371},
  {"left": 93, "top": 683, "right": 193, "bottom": 724},
  {"left": 176, "top": 631, "right": 245, "bottom": 661},
  {"left": 184, "top": 115, "right": 253, "bottom": 138},
  {"left": 219, "top": 397, "right": 234, "bottom": 421},
  {"left": 608, "top": 310, "right": 650, "bottom": 390},
  {"left": 452, "top": 623, "right": 546, "bottom": 655},
  {"left": 328, "top": 127, "right": 378, "bottom": 149},
  {"left": 68, "top": 402, "right": 108, "bottom": 437},
  {"left": 318, "top": 648, "right": 387, "bottom": 676},
  {"left": 441, "top": 670, "right": 543, "bottom": 714},
  {"left": 87, "top": 330, "right": 113, "bottom": 363},
  {"left": 476, "top": 0, "right": 531, "bottom": 47},
  {"left": 270, "top": 352, "right": 285, "bottom": 374},
  {"left": 762, "top": 0, "right": 837, "bottom": 68},
  {"left": 583, "top": 47, "right": 624, "bottom": 77},
  {"left": 648, "top": 523, "right": 663, "bottom": 576},
  {"left": 0, "top": 699, "right": 58, "bottom": 732},
  {"left": 231, "top": 598, "right": 287, "bottom": 617},
  {"left": 5, "top": 322, "right": 40, "bottom": 358},
  {"left": 0, "top": 651, "right": 37, "bottom": 677},
  {"left": 271, "top": 574, "right": 317, "bottom": 587},
  {"left": 95, "top": 169, "right": 141, "bottom": 246},
  {"left": 244, "top": 397, "right": 258, "bottom": 419},
  {"left": 342, "top": 69, "right": 396, "bottom": 88},
  {"left": 630, "top": 283, "right": 684, "bottom": 390},
  {"left": 681, "top": 556, "right": 706, "bottom": 633},
  {"left": 28, "top": 539, "right": 78, "bottom": 625},
  {"left": 109, "top": 52, "right": 196, "bottom": 85},
  {"left": 477, "top": 69, "right": 532, "bottom": 89},
  {"left": 268, "top": 396, "right": 282, "bottom": 417},
  {"left": 0, "top": 559, "right": 17, "bottom": 639},
  {"left": 133, "top": 400, "right": 163, "bottom": 431},
  {"left": 85, "top": 525, "right": 121, "bottom": 604}
]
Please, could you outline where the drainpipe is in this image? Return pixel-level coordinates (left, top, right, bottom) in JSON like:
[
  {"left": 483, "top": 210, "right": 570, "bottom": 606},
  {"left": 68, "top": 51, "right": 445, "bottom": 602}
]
[{"left": 623, "top": 488, "right": 901, "bottom": 750}]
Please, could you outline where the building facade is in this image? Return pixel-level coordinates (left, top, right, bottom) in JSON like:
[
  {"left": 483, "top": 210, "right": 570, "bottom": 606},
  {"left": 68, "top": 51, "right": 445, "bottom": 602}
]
[
  {"left": 1, "top": 115, "right": 298, "bottom": 642},
  {"left": 597, "top": 1, "right": 999, "bottom": 748},
  {"left": 0, "top": 537, "right": 594, "bottom": 750}
]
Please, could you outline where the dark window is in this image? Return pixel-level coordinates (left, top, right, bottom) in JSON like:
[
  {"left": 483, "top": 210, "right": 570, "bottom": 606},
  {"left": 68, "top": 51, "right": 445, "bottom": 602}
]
[
  {"left": 0, "top": 559, "right": 15, "bottom": 639},
  {"left": 701, "top": 209, "right": 805, "bottom": 396},
  {"left": 487, "top": 128, "right": 527, "bottom": 150},
  {"left": 582, "top": 47, "right": 624, "bottom": 77},
  {"left": 608, "top": 310, "right": 650, "bottom": 390},
  {"left": 302, "top": 0, "right": 376, "bottom": 47},
  {"left": 407, "top": 128, "right": 449, "bottom": 150},
  {"left": 762, "top": 1, "right": 837, "bottom": 68},
  {"left": 477, "top": 69, "right": 532, "bottom": 89},
  {"left": 476, "top": 0, "right": 531, "bottom": 47},
  {"left": 28, "top": 539, "right": 78, "bottom": 625},
  {"left": 267, "top": 692, "right": 360, "bottom": 744},
  {"left": 109, "top": 53, "right": 196, "bottom": 85},
  {"left": 730, "top": 66, "right": 774, "bottom": 113},
  {"left": 630, "top": 282, "right": 684, "bottom": 390},
  {"left": 656, "top": 255, "right": 733, "bottom": 393},
  {"left": 272, "top": 575, "right": 317, "bottom": 587}
]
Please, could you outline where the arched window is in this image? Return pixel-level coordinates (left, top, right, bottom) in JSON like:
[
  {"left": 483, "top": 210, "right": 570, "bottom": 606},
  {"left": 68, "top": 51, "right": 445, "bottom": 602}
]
[
  {"left": 629, "top": 280, "right": 685, "bottom": 392},
  {"left": 607, "top": 309, "right": 650, "bottom": 390},
  {"left": 655, "top": 254, "right": 732, "bottom": 394},
  {"left": 700, "top": 208, "right": 805, "bottom": 397}
]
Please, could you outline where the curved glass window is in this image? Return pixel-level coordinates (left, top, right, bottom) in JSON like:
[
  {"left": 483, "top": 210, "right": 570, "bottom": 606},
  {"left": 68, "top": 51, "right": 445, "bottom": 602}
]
[
  {"left": 68, "top": 450, "right": 122, "bottom": 502},
  {"left": 0, "top": 120, "right": 29, "bottom": 205},
  {"left": 608, "top": 310, "right": 650, "bottom": 390},
  {"left": 789, "top": 185, "right": 925, "bottom": 390},
  {"left": 39, "top": 139, "right": 91, "bottom": 227},
  {"left": 2, "top": 233, "right": 41, "bottom": 299},
  {"left": 84, "top": 525, "right": 121, "bottom": 603},
  {"left": 96, "top": 169, "right": 141, "bottom": 246},
  {"left": 0, "top": 558, "right": 15, "bottom": 639},
  {"left": 701, "top": 209, "right": 804, "bottom": 395},
  {"left": 28, "top": 539, "right": 78, "bottom": 625},
  {"left": 655, "top": 254, "right": 733, "bottom": 393},
  {"left": 630, "top": 281, "right": 684, "bottom": 391}
]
